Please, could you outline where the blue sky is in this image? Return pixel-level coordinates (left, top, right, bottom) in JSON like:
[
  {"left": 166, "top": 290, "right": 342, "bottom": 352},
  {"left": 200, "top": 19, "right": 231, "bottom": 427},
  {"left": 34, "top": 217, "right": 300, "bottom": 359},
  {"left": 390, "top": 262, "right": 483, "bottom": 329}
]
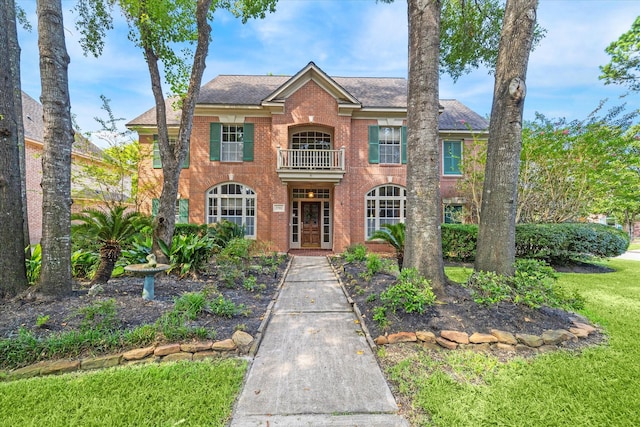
[{"left": 16, "top": 0, "right": 640, "bottom": 146}]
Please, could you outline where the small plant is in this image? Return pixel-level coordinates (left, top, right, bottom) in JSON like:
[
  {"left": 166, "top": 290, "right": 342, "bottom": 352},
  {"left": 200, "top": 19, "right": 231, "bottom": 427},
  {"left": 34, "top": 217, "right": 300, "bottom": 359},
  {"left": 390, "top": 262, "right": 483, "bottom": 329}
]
[
  {"left": 160, "top": 233, "right": 215, "bottom": 277},
  {"left": 207, "top": 220, "right": 246, "bottom": 252},
  {"left": 366, "top": 253, "right": 383, "bottom": 276},
  {"left": 235, "top": 324, "right": 247, "bottom": 332},
  {"left": 368, "top": 222, "right": 405, "bottom": 270},
  {"left": 209, "top": 295, "right": 248, "bottom": 318},
  {"left": 71, "top": 249, "right": 100, "bottom": 280},
  {"left": 73, "top": 299, "right": 119, "bottom": 333},
  {"left": 243, "top": 275, "right": 258, "bottom": 292},
  {"left": 218, "top": 237, "right": 253, "bottom": 264},
  {"left": 366, "top": 293, "right": 377, "bottom": 303},
  {"left": 36, "top": 315, "right": 50, "bottom": 328},
  {"left": 373, "top": 306, "right": 390, "bottom": 329},
  {"left": 344, "top": 243, "right": 368, "bottom": 262},
  {"left": 380, "top": 268, "right": 436, "bottom": 315},
  {"left": 25, "top": 244, "right": 42, "bottom": 285},
  {"left": 174, "top": 292, "right": 208, "bottom": 320},
  {"left": 218, "top": 264, "right": 245, "bottom": 288}
]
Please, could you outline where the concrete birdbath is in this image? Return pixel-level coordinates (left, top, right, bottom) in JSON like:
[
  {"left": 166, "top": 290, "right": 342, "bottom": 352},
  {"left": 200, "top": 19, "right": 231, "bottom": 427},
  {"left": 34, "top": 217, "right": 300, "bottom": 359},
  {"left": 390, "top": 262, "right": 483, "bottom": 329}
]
[{"left": 124, "top": 254, "right": 170, "bottom": 301}]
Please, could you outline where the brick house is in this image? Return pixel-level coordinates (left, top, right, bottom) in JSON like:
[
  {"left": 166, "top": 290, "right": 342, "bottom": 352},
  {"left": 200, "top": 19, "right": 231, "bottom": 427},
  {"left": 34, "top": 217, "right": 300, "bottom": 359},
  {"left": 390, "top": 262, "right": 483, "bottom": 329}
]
[
  {"left": 23, "top": 91, "right": 130, "bottom": 244},
  {"left": 127, "top": 62, "right": 488, "bottom": 253}
]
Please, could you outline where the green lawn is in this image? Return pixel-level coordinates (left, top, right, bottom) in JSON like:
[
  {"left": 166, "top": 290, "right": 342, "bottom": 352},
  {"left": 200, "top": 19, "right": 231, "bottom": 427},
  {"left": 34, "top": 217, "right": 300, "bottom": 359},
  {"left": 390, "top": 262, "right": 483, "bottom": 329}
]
[
  {"left": 0, "top": 359, "right": 246, "bottom": 427},
  {"left": 383, "top": 260, "right": 640, "bottom": 426},
  {"left": 628, "top": 240, "right": 640, "bottom": 251}
]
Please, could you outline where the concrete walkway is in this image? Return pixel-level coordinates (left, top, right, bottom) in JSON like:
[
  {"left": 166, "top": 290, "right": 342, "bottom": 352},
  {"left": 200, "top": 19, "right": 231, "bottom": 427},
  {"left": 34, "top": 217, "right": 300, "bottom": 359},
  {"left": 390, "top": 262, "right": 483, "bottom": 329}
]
[{"left": 230, "top": 256, "right": 408, "bottom": 427}]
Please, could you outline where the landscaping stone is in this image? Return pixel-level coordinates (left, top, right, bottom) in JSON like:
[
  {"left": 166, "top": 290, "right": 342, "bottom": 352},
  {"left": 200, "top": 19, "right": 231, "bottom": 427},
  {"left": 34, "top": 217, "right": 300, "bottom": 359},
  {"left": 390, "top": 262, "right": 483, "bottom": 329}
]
[
  {"left": 193, "top": 351, "right": 220, "bottom": 361},
  {"left": 573, "top": 322, "right": 597, "bottom": 334},
  {"left": 416, "top": 330, "right": 436, "bottom": 343},
  {"left": 8, "top": 362, "right": 47, "bottom": 380},
  {"left": 162, "top": 352, "right": 193, "bottom": 362},
  {"left": 388, "top": 332, "right": 417, "bottom": 344},
  {"left": 232, "top": 331, "right": 254, "bottom": 353},
  {"left": 492, "top": 343, "right": 516, "bottom": 352},
  {"left": 537, "top": 345, "right": 558, "bottom": 353},
  {"left": 440, "top": 330, "right": 469, "bottom": 344},
  {"left": 516, "top": 333, "right": 544, "bottom": 348},
  {"left": 81, "top": 354, "right": 122, "bottom": 371},
  {"left": 470, "top": 343, "right": 491, "bottom": 352},
  {"left": 436, "top": 337, "right": 458, "bottom": 350},
  {"left": 41, "top": 359, "right": 80, "bottom": 375},
  {"left": 123, "top": 346, "right": 156, "bottom": 361},
  {"left": 569, "top": 327, "right": 590, "bottom": 338},
  {"left": 212, "top": 339, "right": 237, "bottom": 351},
  {"left": 420, "top": 341, "right": 441, "bottom": 351},
  {"left": 469, "top": 332, "right": 498, "bottom": 344},
  {"left": 542, "top": 329, "right": 575, "bottom": 345},
  {"left": 490, "top": 329, "right": 517, "bottom": 345},
  {"left": 180, "top": 341, "right": 213, "bottom": 353},
  {"left": 154, "top": 343, "right": 181, "bottom": 356},
  {"left": 374, "top": 335, "right": 389, "bottom": 346}
]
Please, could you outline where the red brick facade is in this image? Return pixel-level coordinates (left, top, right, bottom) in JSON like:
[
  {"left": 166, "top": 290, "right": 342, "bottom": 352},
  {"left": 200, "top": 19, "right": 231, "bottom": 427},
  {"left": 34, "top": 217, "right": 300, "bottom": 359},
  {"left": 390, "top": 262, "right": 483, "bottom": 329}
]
[{"left": 132, "top": 63, "right": 487, "bottom": 253}]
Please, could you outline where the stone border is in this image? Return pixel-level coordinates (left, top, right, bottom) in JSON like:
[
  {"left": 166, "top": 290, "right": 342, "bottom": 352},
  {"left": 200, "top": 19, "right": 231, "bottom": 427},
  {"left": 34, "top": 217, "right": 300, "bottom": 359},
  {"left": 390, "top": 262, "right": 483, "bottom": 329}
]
[
  {"left": 2, "top": 257, "right": 294, "bottom": 382},
  {"left": 328, "top": 257, "right": 601, "bottom": 354}
]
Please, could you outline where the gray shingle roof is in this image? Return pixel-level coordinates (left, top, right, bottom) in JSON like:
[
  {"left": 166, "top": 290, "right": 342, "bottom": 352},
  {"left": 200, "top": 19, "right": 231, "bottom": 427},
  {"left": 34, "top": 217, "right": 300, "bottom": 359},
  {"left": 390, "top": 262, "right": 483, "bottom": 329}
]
[
  {"left": 127, "top": 68, "right": 488, "bottom": 132},
  {"left": 22, "top": 91, "right": 103, "bottom": 157}
]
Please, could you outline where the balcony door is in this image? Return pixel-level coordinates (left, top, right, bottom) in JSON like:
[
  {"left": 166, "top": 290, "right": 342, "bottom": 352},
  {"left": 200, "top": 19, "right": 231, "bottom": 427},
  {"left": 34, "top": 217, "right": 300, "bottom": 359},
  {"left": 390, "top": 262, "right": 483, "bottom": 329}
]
[{"left": 301, "top": 201, "right": 321, "bottom": 247}]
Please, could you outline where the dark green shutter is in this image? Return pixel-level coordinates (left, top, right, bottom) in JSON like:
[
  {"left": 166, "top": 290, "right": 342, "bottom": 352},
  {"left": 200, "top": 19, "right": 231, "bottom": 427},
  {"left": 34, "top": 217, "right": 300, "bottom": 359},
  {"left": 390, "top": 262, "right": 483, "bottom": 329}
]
[
  {"left": 401, "top": 126, "right": 407, "bottom": 164},
  {"left": 368, "top": 125, "right": 379, "bottom": 164},
  {"left": 152, "top": 198, "right": 159, "bottom": 216},
  {"left": 182, "top": 140, "right": 190, "bottom": 168},
  {"left": 152, "top": 136, "right": 162, "bottom": 168},
  {"left": 242, "top": 123, "right": 254, "bottom": 161},
  {"left": 178, "top": 199, "right": 189, "bottom": 223},
  {"left": 210, "top": 123, "right": 221, "bottom": 161}
]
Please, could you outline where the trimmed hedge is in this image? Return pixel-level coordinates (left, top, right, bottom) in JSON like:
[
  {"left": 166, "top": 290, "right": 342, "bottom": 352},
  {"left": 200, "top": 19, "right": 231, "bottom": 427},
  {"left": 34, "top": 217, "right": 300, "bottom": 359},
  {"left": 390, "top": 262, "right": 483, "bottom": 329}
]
[{"left": 442, "top": 223, "right": 629, "bottom": 265}]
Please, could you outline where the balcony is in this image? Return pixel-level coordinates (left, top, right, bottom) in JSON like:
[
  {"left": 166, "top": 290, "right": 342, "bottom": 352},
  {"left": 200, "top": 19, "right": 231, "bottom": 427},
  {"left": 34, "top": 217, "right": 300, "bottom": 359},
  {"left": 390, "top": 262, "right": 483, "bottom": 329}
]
[{"left": 276, "top": 147, "right": 346, "bottom": 183}]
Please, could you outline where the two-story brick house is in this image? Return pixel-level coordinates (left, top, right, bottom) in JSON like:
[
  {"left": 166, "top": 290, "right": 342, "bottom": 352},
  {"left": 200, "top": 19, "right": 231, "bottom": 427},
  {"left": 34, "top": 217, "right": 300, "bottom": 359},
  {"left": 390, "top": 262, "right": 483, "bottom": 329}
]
[{"left": 127, "top": 62, "right": 488, "bottom": 253}]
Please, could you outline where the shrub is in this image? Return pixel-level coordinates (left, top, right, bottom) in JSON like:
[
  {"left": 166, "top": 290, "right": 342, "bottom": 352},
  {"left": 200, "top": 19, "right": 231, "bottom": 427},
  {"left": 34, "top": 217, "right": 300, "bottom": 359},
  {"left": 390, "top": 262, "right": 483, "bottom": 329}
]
[
  {"left": 209, "top": 295, "right": 247, "bottom": 318},
  {"left": 160, "top": 233, "right": 215, "bottom": 276},
  {"left": 174, "top": 223, "right": 207, "bottom": 237},
  {"left": 380, "top": 268, "right": 436, "bottom": 315},
  {"left": 207, "top": 220, "right": 246, "bottom": 252},
  {"left": 465, "top": 259, "right": 584, "bottom": 310},
  {"left": 217, "top": 237, "right": 253, "bottom": 265},
  {"left": 344, "top": 243, "right": 367, "bottom": 262},
  {"left": 442, "top": 223, "right": 629, "bottom": 265},
  {"left": 71, "top": 249, "right": 100, "bottom": 280}
]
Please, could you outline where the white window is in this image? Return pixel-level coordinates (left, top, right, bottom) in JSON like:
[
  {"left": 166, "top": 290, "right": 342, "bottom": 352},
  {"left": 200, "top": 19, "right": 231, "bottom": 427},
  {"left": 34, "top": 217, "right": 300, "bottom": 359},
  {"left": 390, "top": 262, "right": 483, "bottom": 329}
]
[
  {"left": 221, "top": 125, "right": 244, "bottom": 162},
  {"left": 206, "top": 183, "right": 256, "bottom": 237},
  {"left": 365, "top": 185, "right": 406, "bottom": 239},
  {"left": 379, "top": 127, "right": 401, "bottom": 164}
]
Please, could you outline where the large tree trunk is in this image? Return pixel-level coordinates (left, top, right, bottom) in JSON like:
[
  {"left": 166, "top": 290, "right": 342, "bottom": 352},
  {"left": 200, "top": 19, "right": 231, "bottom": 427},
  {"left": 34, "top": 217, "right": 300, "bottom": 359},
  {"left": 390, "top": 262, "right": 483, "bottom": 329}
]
[
  {"left": 475, "top": 0, "right": 538, "bottom": 275},
  {"left": 144, "top": 0, "right": 213, "bottom": 263},
  {"left": 37, "top": 0, "right": 73, "bottom": 296},
  {"left": 0, "top": 0, "right": 29, "bottom": 298},
  {"left": 404, "top": 0, "right": 446, "bottom": 296}
]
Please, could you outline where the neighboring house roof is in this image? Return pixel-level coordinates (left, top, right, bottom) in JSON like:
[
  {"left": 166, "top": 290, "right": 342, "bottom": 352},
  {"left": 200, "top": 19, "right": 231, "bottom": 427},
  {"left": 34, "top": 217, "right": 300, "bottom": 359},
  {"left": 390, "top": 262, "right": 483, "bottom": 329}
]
[
  {"left": 126, "top": 62, "right": 488, "bottom": 131},
  {"left": 21, "top": 91, "right": 103, "bottom": 158}
]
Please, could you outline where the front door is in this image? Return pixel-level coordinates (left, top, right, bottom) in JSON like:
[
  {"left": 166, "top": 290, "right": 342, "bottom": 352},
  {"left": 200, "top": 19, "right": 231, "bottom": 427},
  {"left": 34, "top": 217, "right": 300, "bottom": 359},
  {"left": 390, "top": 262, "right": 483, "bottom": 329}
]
[{"left": 301, "top": 202, "right": 321, "bottom": 247}]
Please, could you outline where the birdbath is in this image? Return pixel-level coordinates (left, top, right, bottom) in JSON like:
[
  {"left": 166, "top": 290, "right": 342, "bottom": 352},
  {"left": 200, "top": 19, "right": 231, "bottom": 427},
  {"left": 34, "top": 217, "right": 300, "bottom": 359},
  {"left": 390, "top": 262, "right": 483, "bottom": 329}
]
[{"left": 124, "top": 255, "right": 170, "bottom": 301}]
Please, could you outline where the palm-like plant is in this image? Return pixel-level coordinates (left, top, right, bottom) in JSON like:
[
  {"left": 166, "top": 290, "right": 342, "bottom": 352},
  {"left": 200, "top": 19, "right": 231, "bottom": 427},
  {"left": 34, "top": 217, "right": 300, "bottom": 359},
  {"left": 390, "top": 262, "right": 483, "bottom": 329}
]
[
  {"left": 369, "top": 222, "right": 405, "bottom": 270},
  {"left": 72, "top": 206, "right": 150, "bottom": 284}
]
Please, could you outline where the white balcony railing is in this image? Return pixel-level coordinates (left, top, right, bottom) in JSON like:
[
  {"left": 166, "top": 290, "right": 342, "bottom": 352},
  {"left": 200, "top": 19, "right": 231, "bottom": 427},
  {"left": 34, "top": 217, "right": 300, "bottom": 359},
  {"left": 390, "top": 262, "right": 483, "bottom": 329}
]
[{"left": 277, "top": 147, "right": 345, "bottom": 171}]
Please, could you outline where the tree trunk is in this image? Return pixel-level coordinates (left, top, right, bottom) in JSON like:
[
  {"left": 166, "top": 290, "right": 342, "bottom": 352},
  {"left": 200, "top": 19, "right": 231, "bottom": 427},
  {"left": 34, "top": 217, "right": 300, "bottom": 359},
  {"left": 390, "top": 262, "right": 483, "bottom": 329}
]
[
  {"left": 144, "top": 0, "right": 213, "bottom": 263},
  {"left": 37, "top": 0, "right": 73, "bottom": 296},
  {"left": 475, "top": 0, "right": 538, "bottom": 275},
  {"left": 91, "top": 243, "right": 120, "bottom": 285},
  {"left": 0, "top": 0, "right": 29, "bottom": 298},
  {"left": 404, "top": 0, "right": 446, "bottom": 296}
]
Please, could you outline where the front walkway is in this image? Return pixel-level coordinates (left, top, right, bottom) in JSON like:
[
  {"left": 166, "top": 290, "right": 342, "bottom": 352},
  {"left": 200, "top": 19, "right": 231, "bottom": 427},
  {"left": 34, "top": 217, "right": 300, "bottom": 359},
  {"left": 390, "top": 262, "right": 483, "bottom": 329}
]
[{"left": 230, "top": 256, "right": 408, "bottom": 426}]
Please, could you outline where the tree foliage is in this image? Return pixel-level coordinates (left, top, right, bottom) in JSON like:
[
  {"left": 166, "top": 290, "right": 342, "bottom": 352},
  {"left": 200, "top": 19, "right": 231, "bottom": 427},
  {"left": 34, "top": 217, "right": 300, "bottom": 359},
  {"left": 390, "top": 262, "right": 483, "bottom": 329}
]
[
  {"left": 600, "top": 15, "right": 640, "bottom": 92},
  {"left": 458, "top": 101, "right": 640, "bottom": 234}
]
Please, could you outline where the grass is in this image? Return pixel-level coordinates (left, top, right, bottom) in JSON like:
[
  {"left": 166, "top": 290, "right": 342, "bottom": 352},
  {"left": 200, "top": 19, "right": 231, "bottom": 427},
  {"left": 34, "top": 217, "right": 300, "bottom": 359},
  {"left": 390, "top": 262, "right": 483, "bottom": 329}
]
[
  {"left": 381, "top": 260, "right": 640, "bottom": 426},
  {"left": 628, "top": 239, "right": 640, "bottom": 251},
  {"left": 0, "top": 359, "right": 246, "bottom": 427}
]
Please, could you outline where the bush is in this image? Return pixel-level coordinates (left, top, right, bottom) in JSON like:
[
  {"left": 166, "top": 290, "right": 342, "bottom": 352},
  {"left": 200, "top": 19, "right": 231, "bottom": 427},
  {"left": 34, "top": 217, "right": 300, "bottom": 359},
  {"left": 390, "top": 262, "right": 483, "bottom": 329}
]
[
  {"left": 465, "top": 259, "right": 584, "bottom": 310},
  {"left": 160, "top": 233, "right": 215, "bottom": 276},
  {"left": 380, "top": 268, "right": 436, "bottom": 315},
  {"left": 441, "top": 223, "right": 629, "bottom": 265},
  {"left": 344, "top": 243, "right": 368, "bottom": 262},
  {"left": 207, "top": 221, "right": 246, "bottom": 252},
  {"left": 25, "top": 244, "right": 42, "bottom": 285},
  {"left": 217, "top": 237, "right": 253, "bottom": 265},
  {"left": 174, "top": 223, "right": 207, "bottom": 237}
]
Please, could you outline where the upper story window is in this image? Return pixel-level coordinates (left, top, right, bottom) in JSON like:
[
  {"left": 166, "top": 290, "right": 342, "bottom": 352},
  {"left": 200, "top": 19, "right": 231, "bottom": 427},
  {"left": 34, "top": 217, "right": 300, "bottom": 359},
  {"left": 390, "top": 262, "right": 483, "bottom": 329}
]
[
  {"left": 368, "top": 125, "right": 406, "bottom": 164},
  {"left": 443, "top": 140, "right": 462, "bottom": 175},
  {"left": 221, "top": 125, "right": 244, "bottom": 162},
  {"left": 379, "top": 127, "right": 402, "bottom": 164},
  {"left": 365, "top": 184, "right": 406, "bottom": 239},
  {"left": 206, "top": 183, "right": 256, "bottom": 238},
  {"left": 210, "top": 123, "right": 254, "bottom": 162},
  {"left": 291, "top": 131, "right": 331, "bottom": 150}
]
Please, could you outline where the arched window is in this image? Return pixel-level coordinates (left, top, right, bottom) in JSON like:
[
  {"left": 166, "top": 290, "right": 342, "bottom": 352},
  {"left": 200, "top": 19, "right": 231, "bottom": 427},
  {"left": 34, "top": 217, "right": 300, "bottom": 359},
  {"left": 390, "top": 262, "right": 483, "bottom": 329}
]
[
  {"left": 291, "top": 130, "right": 331, "bottom": 150},
  {"left": 206, "top": 183, "right": 256, "bottom": 237},
  {"left": 365, "top": 185, "right": 406, "bottom": 239}
]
